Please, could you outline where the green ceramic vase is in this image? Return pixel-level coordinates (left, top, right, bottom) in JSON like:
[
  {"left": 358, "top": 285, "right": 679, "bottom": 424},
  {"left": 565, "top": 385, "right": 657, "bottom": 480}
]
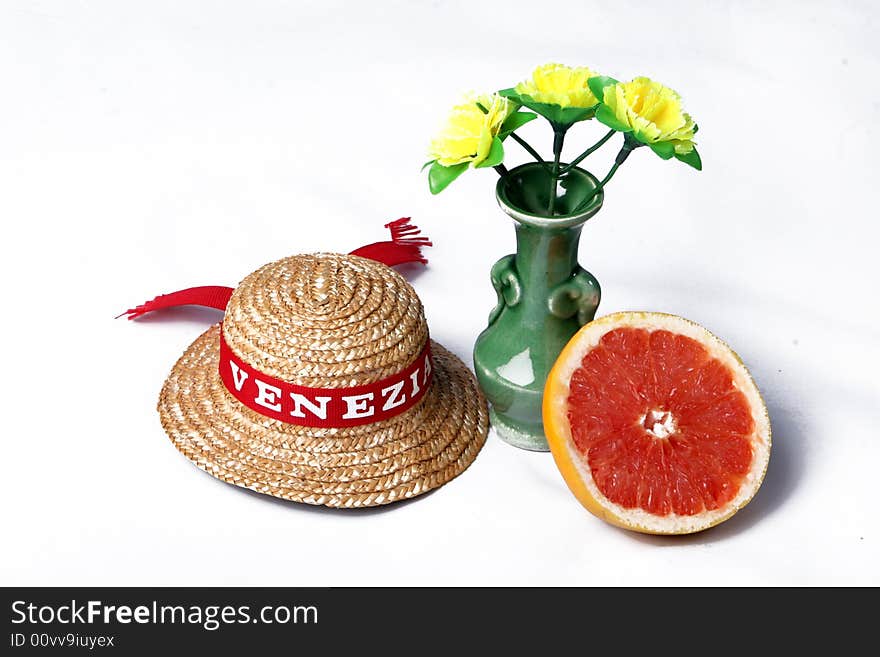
[{"left": 473, "top": 162, "right": 604, "bottom": 451}]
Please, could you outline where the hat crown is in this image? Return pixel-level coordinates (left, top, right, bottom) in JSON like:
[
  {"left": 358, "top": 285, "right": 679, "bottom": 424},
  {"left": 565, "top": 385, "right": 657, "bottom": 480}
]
[{"left": 221, "top": 253, "right": 429, "bottom": 388}]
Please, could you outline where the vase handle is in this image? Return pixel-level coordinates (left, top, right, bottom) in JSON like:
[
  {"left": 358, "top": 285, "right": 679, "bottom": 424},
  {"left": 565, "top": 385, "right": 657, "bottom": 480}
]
[
  {"left": 547, "top": 267, "right": 601, "bottom": 326},
  {"left": 487, "top": 254, "right": 522, "bottom": 325}
]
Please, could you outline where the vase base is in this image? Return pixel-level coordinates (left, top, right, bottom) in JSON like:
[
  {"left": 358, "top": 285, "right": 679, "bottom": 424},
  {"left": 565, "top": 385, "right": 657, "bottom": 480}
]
[{"left": 489, "top": 408, "right": 549, "bottom": 452}]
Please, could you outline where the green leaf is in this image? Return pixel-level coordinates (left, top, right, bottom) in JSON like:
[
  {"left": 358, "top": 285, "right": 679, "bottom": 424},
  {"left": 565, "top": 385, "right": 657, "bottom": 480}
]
[
  {"left": 500, "top": 88, "right": 595, "bottom": 127},
  {"left": 587, "top": 76, "right": 619, "bottom": 103},
  {"left": 499, "top": 88, "right": 522, "bottom": 102},
  {"left": 595, "top": 104, "right": 631, "bottom": 133},
  {"left": 475, "top": 137, "right": 504, "bottom": 168},
  {"left": 648, "top": 140, "right": 675, "bottom": 160},
  {"left": 675, "top": 146, "right": 702, "bottom": 170},
  {"left": 421, "top": 160, "right": 435, "bottom": 172},
  {"left": 553, "top": 105, "right": 597, "bottom": 125},
  {"left": 499, "top": 111, "right": 537, "bottom": 139},
  {"left": 428, "top": 161, "right": 469, "bottom": 194}
]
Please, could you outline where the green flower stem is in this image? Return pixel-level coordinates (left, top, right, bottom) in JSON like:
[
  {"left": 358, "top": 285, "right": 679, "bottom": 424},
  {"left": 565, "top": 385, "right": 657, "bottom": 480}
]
[
  {"left": 548, "top": 127, "right": 567, "bottom": 215},
  {"left": 560, "top": 129, "right": 616, "bottom": 174},
  {"left": 597, "top": 161, "right": 621, "bottom": 189},
  {"left": 494, "top": 164, "right": 509, "bottom": 177},
  {"left": 509, "top": 133, "right": 549, "bottom": 169},
  {"left": 572, "top": 142, "right": 635, "bottom": 213}
]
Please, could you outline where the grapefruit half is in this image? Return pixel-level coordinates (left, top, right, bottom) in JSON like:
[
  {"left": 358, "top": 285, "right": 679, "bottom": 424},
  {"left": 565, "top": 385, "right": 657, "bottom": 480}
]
[{"left": 544, "top": 312, "right": 771, "bottom": 534}]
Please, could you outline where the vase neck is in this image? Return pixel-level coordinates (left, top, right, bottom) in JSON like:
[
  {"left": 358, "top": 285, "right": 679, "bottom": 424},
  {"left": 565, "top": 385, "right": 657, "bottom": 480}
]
[{"left": 514, "top": 221, "right": 583, "bottom": 289}]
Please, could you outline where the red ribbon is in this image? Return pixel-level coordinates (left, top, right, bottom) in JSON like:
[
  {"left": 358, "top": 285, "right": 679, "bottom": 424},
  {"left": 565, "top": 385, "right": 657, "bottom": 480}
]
[
  {"left": 118, "top": 218, "right": 430, "bottom": 320},
  {"left": 116, "top": 286, "right": 234, "bottom": 320},
  {"left": 219, "top": 331, "right": 433, "bottom": 427}
]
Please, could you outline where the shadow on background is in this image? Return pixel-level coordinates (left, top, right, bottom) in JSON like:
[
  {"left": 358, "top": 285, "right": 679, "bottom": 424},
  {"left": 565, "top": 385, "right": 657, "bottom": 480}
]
[
  {"left": 392, "top": 261, "right": 429, "bottom": 285},
  {"left": 225, "top": 478, "right": 436, "bottom": 517}
]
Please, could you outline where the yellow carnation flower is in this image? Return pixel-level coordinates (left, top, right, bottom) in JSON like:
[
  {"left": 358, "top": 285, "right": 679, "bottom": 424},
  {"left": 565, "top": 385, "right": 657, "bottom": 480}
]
[
  {"left": 602, "top": 77, "right": 696, "bottom": 153},
  {"left": 514, "top": 62, "right": 600, "bottom": 109},
  {"left": 428, "top": 93, "right": 514, "bottom": 167}
]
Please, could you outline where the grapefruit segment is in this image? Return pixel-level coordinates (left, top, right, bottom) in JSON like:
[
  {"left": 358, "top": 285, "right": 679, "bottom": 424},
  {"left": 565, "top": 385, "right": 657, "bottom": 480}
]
[{"left": 544, "top": 312, "right": 771, "bottom": 535}]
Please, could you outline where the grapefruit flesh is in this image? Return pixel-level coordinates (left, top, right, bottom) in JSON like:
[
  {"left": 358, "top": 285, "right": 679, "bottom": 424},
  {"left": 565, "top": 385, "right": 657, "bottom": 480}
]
[{"left": 544, "top": 312, "right": 771, "bottom": 535}]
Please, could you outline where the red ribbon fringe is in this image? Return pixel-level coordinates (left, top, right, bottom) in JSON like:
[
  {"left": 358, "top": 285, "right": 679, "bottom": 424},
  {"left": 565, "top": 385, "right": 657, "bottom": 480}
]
[{"left": 348, "top": 217, "right": 432, "bottom": 266}]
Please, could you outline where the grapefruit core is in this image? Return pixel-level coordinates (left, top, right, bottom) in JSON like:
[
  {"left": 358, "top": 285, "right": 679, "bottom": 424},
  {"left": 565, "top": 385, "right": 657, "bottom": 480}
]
[{"left": 543, "top": 312, "right": 771, "bottom": 535}]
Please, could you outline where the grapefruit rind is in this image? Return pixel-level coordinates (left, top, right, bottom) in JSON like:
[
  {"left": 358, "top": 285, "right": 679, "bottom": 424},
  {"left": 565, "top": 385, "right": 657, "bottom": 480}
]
[{"left": 543, "top": 312, "right": 771, "bottom": 535}]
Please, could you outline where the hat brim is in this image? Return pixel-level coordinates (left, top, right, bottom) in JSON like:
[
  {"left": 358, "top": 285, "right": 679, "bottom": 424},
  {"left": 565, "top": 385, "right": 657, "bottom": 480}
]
[{"left": 158, "top": 325, "right": 489, "bottom": 507}]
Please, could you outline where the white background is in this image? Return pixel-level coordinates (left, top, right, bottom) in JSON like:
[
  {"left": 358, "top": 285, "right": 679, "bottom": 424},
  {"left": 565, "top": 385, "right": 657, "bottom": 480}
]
[{"left": 1, "top": 0, "right": 878, "bottom": 586}]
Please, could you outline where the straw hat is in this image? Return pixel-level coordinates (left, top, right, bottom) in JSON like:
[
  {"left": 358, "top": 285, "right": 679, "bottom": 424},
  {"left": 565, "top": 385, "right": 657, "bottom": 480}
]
[{"left": 156, "top": 252, "right": 489, "bottom": 507}]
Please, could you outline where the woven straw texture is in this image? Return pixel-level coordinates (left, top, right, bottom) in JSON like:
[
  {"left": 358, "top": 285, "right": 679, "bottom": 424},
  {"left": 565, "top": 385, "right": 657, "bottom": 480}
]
[{"left": 158, "top": 253, "right": 489, "bottom": 508}]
